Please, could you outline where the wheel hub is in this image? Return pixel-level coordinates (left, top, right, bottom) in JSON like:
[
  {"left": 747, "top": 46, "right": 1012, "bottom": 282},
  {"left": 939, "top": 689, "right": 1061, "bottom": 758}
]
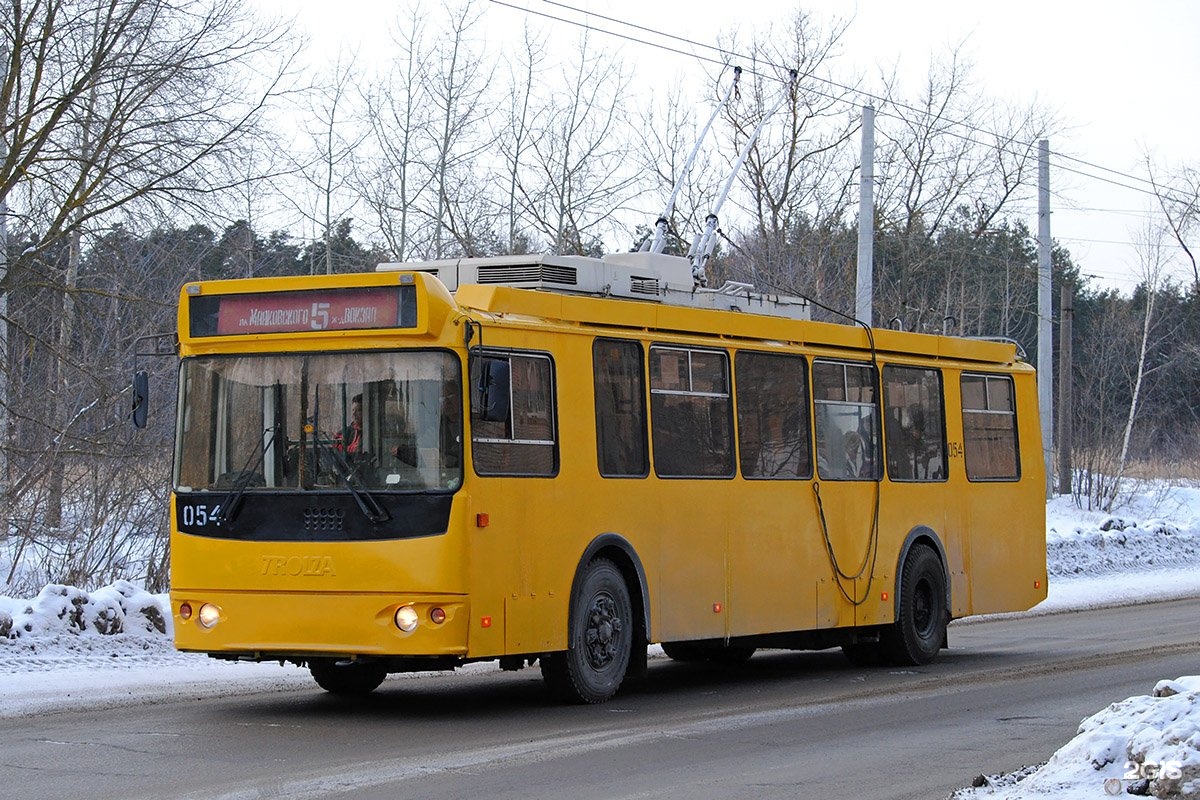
[{"left": 584, "top": 592, "right": 623, "bottom": 669}]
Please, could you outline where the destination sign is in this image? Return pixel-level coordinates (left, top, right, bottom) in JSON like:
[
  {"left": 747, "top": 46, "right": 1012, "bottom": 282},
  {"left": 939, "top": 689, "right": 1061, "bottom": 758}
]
[{"left": 189, "top": 285, "right": 417, "bottom": 337}]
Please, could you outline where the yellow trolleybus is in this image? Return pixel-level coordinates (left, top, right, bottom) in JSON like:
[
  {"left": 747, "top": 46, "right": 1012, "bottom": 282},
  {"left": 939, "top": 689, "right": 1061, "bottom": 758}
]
[{"left": 165, "top": 252, "right": 1046, "bottom": 703}]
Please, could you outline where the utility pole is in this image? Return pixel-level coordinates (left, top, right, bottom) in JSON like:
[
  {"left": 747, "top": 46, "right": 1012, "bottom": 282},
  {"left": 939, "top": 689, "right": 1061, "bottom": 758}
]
[
  {"left": 855, "top": 105, "right": 875, "bottom": 325},
  {"left": 1057, "top": 284, "right": 1074, "bottom": 495},
  {"left": 1037, "top": 139, "right": 1054, "bottom": 499}
]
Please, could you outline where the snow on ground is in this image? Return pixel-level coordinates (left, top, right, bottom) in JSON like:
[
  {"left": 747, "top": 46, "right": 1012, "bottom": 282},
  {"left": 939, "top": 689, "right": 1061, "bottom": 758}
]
[{"left": 2, "top": 482, "right": 1200, "bottom": 798}]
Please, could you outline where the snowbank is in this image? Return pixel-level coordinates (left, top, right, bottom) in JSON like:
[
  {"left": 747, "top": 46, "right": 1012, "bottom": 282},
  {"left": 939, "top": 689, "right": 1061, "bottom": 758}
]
[
  {"left": 0, "top": 580, "right": 167, "bottom": 641},
  {"left": 955, "top": 676, "right": 1200, "bottom": 799}
]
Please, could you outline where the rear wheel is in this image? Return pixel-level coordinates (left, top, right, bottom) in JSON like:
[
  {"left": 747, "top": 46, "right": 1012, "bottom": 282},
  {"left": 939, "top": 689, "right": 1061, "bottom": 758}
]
[
  {"left": 882, "top": 545, "right": 947, "bottom": 665},
  {"left": 542, "top": 558, "right": 633, "bottom": 704},
  {"left": 309, "top": 658, "right": 387, "bottom": 695}
]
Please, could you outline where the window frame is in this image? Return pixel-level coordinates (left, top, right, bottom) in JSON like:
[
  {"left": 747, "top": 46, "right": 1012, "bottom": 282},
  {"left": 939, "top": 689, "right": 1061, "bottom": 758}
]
[
  {"left": 469, "top": 348, "right": 559, "bottom": 478},
  {"left": 960, "top": 372, "right": 1021, "bottom": 482},
  {"left": 648, "top": 344, "right": 735, "bottom": 479},
  {"left": 811, "top": 359, "right": 881, "bottom": 482},
  {"left": 735, "top": 350, "right": 813, "bottom": 480},
  {"left": 592, "top": 337, "right": 650, "bottom": 479},
  {"left": 882, "top": 364, "right": 949, "bottom": 483}
]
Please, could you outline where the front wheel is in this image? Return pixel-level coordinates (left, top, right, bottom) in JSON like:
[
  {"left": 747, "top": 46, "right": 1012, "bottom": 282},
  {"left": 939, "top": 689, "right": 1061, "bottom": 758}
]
[
  {"left": 542, "top": 558, "right": 633, "bottom": 704},
  {"left": 882, "top": 545, "right": 947, "bottom": 665},
  {"left": 309, "top": 658, "right": 387, "bottom": 695}
]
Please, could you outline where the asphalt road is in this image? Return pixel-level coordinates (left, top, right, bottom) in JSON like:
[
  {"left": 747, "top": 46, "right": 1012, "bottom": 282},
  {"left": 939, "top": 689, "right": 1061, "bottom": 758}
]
[{"left": 5, "top": 598, "right": 1198, "bottom": 800}]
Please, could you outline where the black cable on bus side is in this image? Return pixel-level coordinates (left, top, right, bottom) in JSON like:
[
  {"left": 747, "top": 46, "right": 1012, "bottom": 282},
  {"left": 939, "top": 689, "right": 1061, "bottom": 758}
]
[{"left": 737, "top": 270, "right": 884, "bottom": 607}]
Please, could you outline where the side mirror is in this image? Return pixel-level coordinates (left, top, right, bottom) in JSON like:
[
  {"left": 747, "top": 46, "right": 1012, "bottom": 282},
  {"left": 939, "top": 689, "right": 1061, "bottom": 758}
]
[
  {"left": 478, "top": 358, "right": 511, "bottom": 423},
  {"left": 132, "top": 369, "right": 149, "bottom": 428}
]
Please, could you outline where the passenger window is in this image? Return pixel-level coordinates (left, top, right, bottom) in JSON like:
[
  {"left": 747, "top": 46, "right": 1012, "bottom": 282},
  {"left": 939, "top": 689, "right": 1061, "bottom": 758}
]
[
  {"left": 813, "top": 360, "right": 880, "bottom": 481},
  {"left": 961, "top": 373, "right": 1019, "bottom": 481},
  {"left": 649, "top": 346, "right": 734, "bottom": 478},
  {"left": 882, "top": 366, "right": 947, "bottom": 482},
  {"left": 593, "top": 339, "right": 648, "bottom": 477},
  {"left": 470, "top": 351, "right": 557, "bottom": 476},
  {"left": 736, "top": 352, "right": 812, "bottom": 479}
]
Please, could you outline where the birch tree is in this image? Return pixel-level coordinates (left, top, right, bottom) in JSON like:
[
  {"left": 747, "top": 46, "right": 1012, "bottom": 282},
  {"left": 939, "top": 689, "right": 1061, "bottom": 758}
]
[{"left": 1106, "top": 223, "right": 1173, "bottom": 511}]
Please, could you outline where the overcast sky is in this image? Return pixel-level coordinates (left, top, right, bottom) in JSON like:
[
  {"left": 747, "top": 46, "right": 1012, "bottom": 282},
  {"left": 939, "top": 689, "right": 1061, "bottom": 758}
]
[{"left": 262, "top": 0, "right": 1200, "bottom": 291}]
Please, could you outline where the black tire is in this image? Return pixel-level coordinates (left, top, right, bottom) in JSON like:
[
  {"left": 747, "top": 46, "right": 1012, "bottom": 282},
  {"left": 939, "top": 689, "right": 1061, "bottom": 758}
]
[
  {"left": 542, "top": 558, "right": 633, "bottom": 704},
  {"left": 309, "top": 658, "right": 387, "bottom": 695},
  {"left": 882, "top": 545, "right": 947, "bottom": 665}
]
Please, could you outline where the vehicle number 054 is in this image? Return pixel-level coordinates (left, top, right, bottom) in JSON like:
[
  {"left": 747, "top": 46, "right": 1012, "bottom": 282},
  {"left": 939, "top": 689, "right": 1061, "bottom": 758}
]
[{"left": 180, "top": 503, "right": 221, "bottom": 527}]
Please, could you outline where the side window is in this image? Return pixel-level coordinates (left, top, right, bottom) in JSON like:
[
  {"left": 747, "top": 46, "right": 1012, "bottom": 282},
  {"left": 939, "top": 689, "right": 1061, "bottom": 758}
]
[
  {"left": 813, "top": 360, "right": 880, "bottom": 481},
  {"left": 470, "top": 351, "right": 557, "bottom": 476},
  {"left": 649, "top": 346, "right": 734, "bottom": 478},
  {"left": 736, "top": 351, "right": 812, "bottom": 479},
  {"left": 883, "top": 366, "right": 947, "bottom": 482},
  {"left": 961, "top": 373, "right": 1020, "bottom": 481},
  {"left": 593, "top": 339, "right": 648, "bottom": 477}
]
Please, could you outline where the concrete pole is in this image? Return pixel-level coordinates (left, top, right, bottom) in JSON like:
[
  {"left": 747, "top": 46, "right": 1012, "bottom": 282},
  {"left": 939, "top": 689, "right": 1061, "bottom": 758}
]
[
  {"left": 1037, "top": 139, "right": 1054, "bottom": 499},
  {"left": 1057, "top": 284, "right": 1074, "bottom": 495},
  {"left": 855, "top": 106, "right": 875, "bottom": 326}
]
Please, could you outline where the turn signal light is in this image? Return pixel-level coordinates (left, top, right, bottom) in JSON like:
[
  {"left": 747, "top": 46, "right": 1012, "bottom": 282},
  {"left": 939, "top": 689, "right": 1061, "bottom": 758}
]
[
  {"left": 179, "top": 602, "right": 193, "bottom": 620},
  {"left": 430, "top": 607, "right": 447, "bottom": 625}
]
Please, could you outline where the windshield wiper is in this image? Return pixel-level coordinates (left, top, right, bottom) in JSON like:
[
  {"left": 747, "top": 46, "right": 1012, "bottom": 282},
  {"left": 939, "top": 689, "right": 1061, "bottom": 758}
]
[
  {"left": 314, "top": 438, "right": 391, "bottom": 524},
  {"left": 214, "top": 426, "right": 278, "bottom": 525}
]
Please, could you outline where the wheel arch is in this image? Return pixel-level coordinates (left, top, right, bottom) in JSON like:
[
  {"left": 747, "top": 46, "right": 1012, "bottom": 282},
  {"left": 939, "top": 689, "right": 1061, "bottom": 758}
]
[
  {"left": 893, "top": 526, "right": 951, "bottom": 618},
  {"left": 571, "top": 533, "right": 651, "bottom": 675}
]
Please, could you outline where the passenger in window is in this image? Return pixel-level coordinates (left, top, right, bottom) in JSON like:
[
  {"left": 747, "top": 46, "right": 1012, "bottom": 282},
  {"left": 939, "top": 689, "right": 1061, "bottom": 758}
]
[{"left": 843, "top": 430, "right": 872, "bottom": 479}]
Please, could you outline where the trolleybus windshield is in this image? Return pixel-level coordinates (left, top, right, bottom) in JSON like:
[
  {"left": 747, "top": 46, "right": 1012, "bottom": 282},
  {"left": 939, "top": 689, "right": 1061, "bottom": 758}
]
[{"left": 174, "top": 351, "right": 462, "bottom": 495}]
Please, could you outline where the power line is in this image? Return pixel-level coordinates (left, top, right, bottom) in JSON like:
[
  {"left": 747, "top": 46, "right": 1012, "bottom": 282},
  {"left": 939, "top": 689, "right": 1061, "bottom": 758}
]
[{"left": 491, "top": 0, "right": 1196, "bottom": 208}]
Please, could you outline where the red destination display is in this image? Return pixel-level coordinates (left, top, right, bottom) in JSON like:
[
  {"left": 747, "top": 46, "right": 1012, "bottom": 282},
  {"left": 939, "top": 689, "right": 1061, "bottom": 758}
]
[{"left": 189, "top": 286, "right": 416, "bottom": 337}]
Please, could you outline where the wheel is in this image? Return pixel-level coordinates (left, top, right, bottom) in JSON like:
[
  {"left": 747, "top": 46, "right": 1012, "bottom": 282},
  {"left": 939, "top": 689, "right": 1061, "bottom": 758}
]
[
  {"left": 882, "top": 545, "right": 947, "bottom": 665},
  {"left": 542, "top": 558, "right": 633, "bottom": 704},
  {"left": 309, "top": 658, "right": 387, "bottom": 695}
]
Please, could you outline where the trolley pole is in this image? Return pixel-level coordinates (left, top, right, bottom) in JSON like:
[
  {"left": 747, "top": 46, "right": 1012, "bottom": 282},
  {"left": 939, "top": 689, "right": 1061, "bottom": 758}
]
[
  {"left": 855, "top": 106, "right": 875, "bottom": 326},
  {"left": 1037, "top": 139, "right": 1054, "bottom": 499}
]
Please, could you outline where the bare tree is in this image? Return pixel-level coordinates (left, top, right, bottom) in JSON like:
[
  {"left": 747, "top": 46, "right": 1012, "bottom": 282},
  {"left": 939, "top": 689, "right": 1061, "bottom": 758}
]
[
  {"left": 631, "top": 75, "right": 727, "bottom": 254},
  {"left": 1146, "top": 156, "right": 1199, "bottom": 290},
  {"left": 713, "top": 10, "right": 859, "bottom": 295},
  {"left": 518, "top": 31, "right": 636, "bottom": 255},
  {"left": 0, "top": 0, "right": 296, "bottom": 568},
  {"left": 363, "top": 1, "right": 495, "bottom": 260},
  {"left": 361, "top": 7, "right": 433, "bottom": 261},
  {"left": 495, "top": 23, "right": 548, "bottom": 254},
  {"left": 874, "top": 49, "right": 1054, "bottom": 240},
  {"left": 286, "top": 55, "right": 367, "bottom": 274}
]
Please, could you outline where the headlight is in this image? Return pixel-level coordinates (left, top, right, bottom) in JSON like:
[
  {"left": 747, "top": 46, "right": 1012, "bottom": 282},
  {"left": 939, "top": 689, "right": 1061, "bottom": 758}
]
[
  {"left": 394, "top": 605, "right": 419, "bottom": 632},
  {"left": 197, "top": 603, "right": 221, "bottom": 629}
]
